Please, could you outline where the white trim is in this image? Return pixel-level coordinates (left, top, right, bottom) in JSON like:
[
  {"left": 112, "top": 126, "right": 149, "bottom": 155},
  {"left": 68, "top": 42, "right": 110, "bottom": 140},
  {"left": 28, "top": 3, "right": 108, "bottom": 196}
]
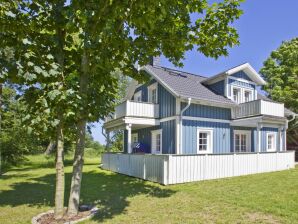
[
  {"left": 228, "top": 76, "right": 256, "bottom": 85},
  {"left": 266, "top": 132, "right": 277, "bottom": 152},
  {"left": 233, "top": 130, "right": 251, "bottom": 152},
  {"left": 203, "top": 63, "right": 266, "bottom": 86},
  {"left": 226, "top": 63, "right": 266, "bottom": 85},
  {"left": 196, "top": 128, "right": 213, "bottom": 154},
  {"left": 183, "top": 116, "right": 231, "bottom": 124},
  {"left": 151, "top": 129, "right": 162, "bottom": 154},
  {"left": 224, "top": 77, "right": 228, "bottom": 97},
  {"left": 123, "top": 117, "right": 160, "bottom": 126},
  {"left": 126, "top": 124, "right": 132, "bottom": 153},
  {"left": 160, "top": 116, "right": 177, "bottom": 123}
]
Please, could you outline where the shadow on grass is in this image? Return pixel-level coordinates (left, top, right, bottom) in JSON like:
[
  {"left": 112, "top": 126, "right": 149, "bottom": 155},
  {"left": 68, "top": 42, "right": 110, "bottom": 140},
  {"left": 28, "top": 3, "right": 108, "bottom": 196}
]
[{"left": 0, "top": 164, "right": 175, "bottom": 222}]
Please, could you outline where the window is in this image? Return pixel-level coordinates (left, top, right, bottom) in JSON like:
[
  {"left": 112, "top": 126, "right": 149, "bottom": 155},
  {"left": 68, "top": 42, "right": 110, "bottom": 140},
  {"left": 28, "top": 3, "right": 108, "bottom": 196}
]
[
  {"left": 233, "top": 88, "right": 241, "bottom": 103},
  {"left": 134, "top": 91, "right": 142, "bottom": 102},
  {"left": 151, "top": 129, "right": 162, "bottom": 154},
  {"left": 148, "top": 83, "right": 158, "bottom": 103},
  {"left": 234, "top": 130, "right": 251, "bottom": 152},
  {"left": 131, "top": 133, "right": 138, "bottom": 150},
  {"left": 244, "top": 90, "right": 251, "bottom": 102},
  {"left": 267, "top": 132, "right": 276, "bottom": 152},
  {"left": 197, "top": 128, "right": 213, "bottom": 154},
  {"left": 231, "top": 86, "right": 255, "bottom": 103}
]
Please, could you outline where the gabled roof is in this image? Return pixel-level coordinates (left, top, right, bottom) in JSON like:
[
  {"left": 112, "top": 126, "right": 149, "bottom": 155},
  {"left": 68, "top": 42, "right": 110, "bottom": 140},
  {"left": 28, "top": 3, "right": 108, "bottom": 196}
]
[
  {"left": 143, "top": 65, "right": 236, "bottom": 106},
  {"left": 202, "top": 63, "right": 266, "bottom": 85}
]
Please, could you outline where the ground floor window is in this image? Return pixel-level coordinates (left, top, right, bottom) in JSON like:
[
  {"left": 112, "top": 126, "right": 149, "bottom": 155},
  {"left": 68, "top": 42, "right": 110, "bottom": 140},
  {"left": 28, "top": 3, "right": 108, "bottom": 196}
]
[
  {"left": 151, "top": 129, "right": 162, "bottom": 154},
  {"left": 131, "top": 133, "right": 138, "bottom": 150},
  {"left": 266, "top": 132, "right": 276, "bottom": 152},
  {"left": 234, "top": 130, "right": 251, "bottom": 152},
  {"left": 197, "top": 128, "right": 213, "bottom": 154}
]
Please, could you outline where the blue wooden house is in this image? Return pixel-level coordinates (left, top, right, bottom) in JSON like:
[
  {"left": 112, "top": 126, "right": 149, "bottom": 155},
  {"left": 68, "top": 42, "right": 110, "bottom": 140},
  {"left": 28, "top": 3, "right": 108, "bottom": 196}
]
[{"left": 102, "top": 61, "right": 296, "bottom": 185}]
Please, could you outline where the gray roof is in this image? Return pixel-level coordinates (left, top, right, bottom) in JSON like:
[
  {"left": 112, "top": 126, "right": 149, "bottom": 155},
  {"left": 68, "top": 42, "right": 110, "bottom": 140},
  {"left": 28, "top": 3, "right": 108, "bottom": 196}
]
[{"left": 146, "top": 65, "right": 235, "bottom": 106}]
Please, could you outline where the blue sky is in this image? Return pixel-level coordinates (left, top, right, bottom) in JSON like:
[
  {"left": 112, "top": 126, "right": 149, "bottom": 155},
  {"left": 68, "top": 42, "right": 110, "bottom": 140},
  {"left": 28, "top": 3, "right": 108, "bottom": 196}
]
[{"left": 91, "top": 0, "right": 298, "bottom": 144}]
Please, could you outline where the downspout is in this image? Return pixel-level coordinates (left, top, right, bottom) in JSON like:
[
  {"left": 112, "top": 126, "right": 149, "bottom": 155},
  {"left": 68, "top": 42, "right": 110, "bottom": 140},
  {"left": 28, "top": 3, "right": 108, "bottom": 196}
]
[
  {"left": 288, "top": 114, "right": 297, "bottom": 123},
  {"left": 179, "top": 98, "right": 191, "bottom": 154}
]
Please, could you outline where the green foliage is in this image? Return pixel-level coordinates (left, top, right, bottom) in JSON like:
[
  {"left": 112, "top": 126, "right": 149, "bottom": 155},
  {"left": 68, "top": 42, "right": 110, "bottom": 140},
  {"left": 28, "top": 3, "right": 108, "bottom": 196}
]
[
  {"left": 0, "top": 86, "right": 47, "bottom": 168},
  {"left": 260, "top": 37, "right": 298, "bottom": 144}
]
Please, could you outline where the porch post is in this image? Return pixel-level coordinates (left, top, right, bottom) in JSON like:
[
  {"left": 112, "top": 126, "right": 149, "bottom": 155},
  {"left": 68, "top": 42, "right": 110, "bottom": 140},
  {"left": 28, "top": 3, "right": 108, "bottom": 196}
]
[
  {"left": 106, "top": 131, "right": 110, "bottom": 152},
  {"left": 126, "top": 124, "right": 132, "bottom": 153},
  {"left": 278, "top": 126, "right": 282, "bottom": 152},
  {"left": 284, "top": 122, "right": 288, "bottom": 151},
  {"left": 256, "top": 123, "right": 262, "bottom": 152}
]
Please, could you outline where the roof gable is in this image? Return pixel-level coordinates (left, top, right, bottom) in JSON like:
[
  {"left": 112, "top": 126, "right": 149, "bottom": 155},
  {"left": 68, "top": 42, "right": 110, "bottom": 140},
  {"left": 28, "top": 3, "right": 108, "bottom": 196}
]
[{"left": 203, "top": 63, "right": 266, "bottom": 86}]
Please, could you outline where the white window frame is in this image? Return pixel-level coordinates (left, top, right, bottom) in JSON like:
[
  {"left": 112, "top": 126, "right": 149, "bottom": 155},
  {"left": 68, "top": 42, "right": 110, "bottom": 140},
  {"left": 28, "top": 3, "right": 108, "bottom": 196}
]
[
  {"left": 134, "top": 91, "right": 142, "bottom": 102},
  {"left": 266, "top": 132, "right": 277, "bottom": 152},
  {"left": 132, "top": 133, "right": 138, "bottom": 143},
  {"left": 234, "top": 130, "right": 251, "bottom": 152},
  {"left": 147, "top": 83, "right": 158, "bottom": 104},
  {"left": 151, "top": 129, "right": 162, "bottom": 154},
  {"left": 232, "top": 86, "right": 241, "bottom": 103},
  {"left": 244, "top": 89, "right": 253, "bottom": 102},
  {"left": 231, "top": 85, "right": 255, "bottom": 103},
  {"left": 196, "top": 128, "right": 213, "bottom": 154}
]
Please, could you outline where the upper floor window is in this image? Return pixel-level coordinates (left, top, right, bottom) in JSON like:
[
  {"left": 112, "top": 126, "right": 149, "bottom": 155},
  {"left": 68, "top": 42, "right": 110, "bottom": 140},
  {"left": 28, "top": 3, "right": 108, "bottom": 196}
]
[
  {"left": 233, "top": 87, "right": 241, "bottom": 103},
  {"left": 232, "top": 86, "right": 254, "bottom": 104},
  {"left": 148, "top": 83, "right": 158, "bottom": 103},
  {"left": 134, "top": 91, "right": 142, "bottom": 102},
  {"left": 244, "top": 90, "right": 253, "bottom": 102}
]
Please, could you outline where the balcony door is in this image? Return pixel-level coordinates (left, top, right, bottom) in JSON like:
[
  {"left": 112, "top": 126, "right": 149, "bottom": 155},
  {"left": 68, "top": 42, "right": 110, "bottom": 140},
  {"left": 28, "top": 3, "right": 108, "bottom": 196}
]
[
  {"left": 234, "top": 130, "right": 251, "bottom": 152},
  {"left": 151, "top": 129, "right": 162, "bottom": 154}
]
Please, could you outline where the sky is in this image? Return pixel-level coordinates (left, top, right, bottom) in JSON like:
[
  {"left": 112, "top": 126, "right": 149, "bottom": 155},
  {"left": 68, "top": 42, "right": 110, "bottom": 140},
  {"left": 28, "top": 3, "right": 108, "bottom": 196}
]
[{"left": 91, "top": 0, "right": 298, "bottom": 144}]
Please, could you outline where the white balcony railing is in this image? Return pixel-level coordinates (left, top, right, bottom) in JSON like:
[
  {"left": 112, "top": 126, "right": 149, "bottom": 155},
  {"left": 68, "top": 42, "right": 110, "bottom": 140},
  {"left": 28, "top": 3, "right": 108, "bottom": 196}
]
[
  {"left": 105, "top": 100, "right": 159, "bottom": 122},
  {"left": 232, "top": 99, "right": 284, "bottom": 119}
]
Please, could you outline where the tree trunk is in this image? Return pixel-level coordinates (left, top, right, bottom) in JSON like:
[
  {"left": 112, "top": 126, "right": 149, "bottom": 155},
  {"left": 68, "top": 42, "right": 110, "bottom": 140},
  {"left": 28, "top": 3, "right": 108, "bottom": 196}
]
[
  {"left": 54, "top": 120, "right": 65, "bottom": 219},
  {"left": 0, "top": 83, "right": 2, "bottom": 175},
  {"left": 44, "top": 140, "right": 56, "bottom": 155},
  {"left": 67, "top": 119, "right": 86, "bottom": 216},
  {"left": 67, "top": 50, "right": 89, "bottom": 216}
]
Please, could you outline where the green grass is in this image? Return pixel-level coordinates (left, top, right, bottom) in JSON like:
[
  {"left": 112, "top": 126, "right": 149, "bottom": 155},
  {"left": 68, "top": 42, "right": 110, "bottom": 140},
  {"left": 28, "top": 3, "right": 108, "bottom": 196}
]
[{"left": 0, "top": 154, "right": 298, "bottom": 224}]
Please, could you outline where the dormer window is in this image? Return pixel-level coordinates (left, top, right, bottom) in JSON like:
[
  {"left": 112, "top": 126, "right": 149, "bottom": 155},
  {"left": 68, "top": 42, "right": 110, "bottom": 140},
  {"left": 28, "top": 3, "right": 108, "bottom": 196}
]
[
  {"left": 244, "top": 90, "right": 252, "bottom": 102},
  {"left": 148, "top": 83, "right": 158, "bottom": 103},
  {"left": 233, "top": 87, "right": 241, "bottom": 103}
]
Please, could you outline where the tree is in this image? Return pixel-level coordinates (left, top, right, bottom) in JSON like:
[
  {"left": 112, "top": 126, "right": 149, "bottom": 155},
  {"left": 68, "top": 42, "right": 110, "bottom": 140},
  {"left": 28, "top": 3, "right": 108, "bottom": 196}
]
[
  {"left": 260, "top": 37, "right": 298, "bottom": 145},
  {"left": 1, "top": 0, "right": 244, "bottom": 218}
]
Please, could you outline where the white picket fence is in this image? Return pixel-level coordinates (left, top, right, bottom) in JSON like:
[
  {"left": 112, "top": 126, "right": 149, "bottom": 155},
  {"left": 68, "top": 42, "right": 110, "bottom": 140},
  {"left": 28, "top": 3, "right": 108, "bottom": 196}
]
[{"left": 101, "top": 151, "right": 295, "bottom": 185}]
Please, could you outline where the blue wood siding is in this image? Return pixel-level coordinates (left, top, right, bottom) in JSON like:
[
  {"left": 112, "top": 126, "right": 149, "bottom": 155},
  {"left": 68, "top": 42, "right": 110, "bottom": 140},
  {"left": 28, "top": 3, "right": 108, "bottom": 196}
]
[
  {"left": 160, "top": 120, "right": 176, "bottom": 154},
  {"left": 132, "top": 79, "right": 176, "bottom": 118},
  {"left": 182, "top": 103, "right": 231, "bottom": 120},
  {"left": 231, "top": 71, "right": 252, "bottom": 81},
  {"left": 132, "top": 79, "right": 156, "bottom": 101},
  {"left": 182, "top": 120, "right": 231, "bottom": 154},
  {"left": 131, "top": 121, "right": 174, "bottom": 154},
  {"left": 158, "top": 84, "right": 176, "bottom": 118},
  {"left": 208, "top": 80, "right": 225, "bottom": 95}
]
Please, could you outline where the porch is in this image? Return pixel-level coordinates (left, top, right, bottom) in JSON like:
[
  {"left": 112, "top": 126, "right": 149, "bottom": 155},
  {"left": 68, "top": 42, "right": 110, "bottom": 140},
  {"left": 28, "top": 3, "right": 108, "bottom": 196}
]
[{"left": 101, "top": 151, "right": 295, "bottom": 185}]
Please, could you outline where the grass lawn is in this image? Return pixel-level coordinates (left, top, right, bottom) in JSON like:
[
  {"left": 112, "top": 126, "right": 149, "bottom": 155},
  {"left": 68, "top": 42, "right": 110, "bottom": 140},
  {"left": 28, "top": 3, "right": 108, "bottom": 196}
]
[{"left": 0, "top": 153, "right": 298, "bottom": 224}]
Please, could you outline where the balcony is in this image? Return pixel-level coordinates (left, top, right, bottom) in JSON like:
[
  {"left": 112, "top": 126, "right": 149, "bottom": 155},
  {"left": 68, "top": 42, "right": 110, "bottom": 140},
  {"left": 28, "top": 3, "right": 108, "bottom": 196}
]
[
  {"left": 105, "top": 100, "right": 159, "bottom": 123},
  {"left": 232, "top": 99, "right": 284, "bottom": 119}
]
